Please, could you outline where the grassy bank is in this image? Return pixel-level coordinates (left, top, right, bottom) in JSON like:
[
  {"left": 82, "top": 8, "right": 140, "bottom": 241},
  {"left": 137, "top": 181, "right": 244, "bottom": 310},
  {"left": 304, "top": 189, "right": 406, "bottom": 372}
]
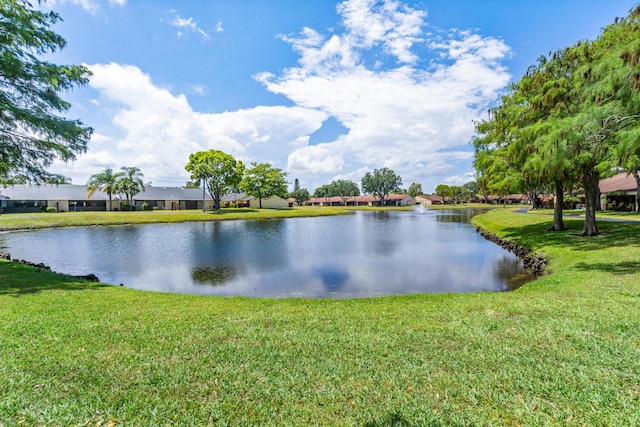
[
  {"left": 0, "top": 206, "right": 351, "bottom": 231},
  {"left": 1, "top": 208, "right": 639, "bottom": 425}
]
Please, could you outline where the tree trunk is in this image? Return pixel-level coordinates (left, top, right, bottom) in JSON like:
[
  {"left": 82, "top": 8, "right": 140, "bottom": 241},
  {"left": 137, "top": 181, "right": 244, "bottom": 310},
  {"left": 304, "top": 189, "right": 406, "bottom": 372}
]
[
  {"left": 581, "top": 170, "right": 600, "bottom": 236},
  {"left": 214, "top": 189, "right": 220, "bottom": 210},
  {"left": 108, "top": 193, "right": 112, "bottom": 212},
  {"left": 632, "top": 169, "right": 640, "bottom": 213},
  {"left": 202, "top": 179, "right": 206, "bottom": 212},
  {"left": 259, "top": 197, "right": 263, "bottom": 209},
  {"left": 528, "top": 190, "right": 538, "bottom": 209},
  {"left": 550, "top": 181, "right": 565, "bottom": 231}
]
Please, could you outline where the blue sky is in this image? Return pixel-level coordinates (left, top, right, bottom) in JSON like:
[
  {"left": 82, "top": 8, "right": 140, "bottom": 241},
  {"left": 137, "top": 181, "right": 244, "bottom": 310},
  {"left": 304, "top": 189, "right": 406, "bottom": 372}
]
[{"left": 44, "top": 0, "right": 636, "bottom": 193}]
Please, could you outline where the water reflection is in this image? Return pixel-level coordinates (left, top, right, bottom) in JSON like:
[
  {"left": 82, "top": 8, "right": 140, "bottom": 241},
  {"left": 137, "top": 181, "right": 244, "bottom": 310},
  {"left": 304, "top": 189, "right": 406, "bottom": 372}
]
[
  {"left": 192, "top": 264, "right": 239, "bottom": 286},
  {"left": 0, "top": 210, "right": 536, "bottom": 298},
  {"left": 314, "top": 266, "right": 350, "bottom": 291},
  {"left": 493, "top": 256, "right": 537, "bottom": 290}
]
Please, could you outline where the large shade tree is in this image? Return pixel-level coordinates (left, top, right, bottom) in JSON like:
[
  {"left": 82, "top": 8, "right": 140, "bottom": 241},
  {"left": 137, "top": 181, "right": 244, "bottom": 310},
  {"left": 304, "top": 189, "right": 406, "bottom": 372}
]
[
  {"left": 361, "top": 167, "right": 402, "bottom": 206},
  {"left": 0, "top": 0, "right": 92, "bottom": 184},
  {"left": 240, "top": 162, "right": 288, "bottom": 208},
  {"left": 185, "top": 150, "right": 245, "bottom": 210},
  {"left": 329, "top": 179, "right": 360, "bottom": 206},
  {"left": 474, "top": 6, "right": 640, "bottom": 236}
]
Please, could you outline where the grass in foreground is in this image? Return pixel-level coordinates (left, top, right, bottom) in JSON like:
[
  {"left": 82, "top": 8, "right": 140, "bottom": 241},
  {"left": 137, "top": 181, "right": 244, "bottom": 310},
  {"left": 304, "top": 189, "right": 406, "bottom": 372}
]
[{"left": 1, "top": 208, "right": 639, "bottom": 425}]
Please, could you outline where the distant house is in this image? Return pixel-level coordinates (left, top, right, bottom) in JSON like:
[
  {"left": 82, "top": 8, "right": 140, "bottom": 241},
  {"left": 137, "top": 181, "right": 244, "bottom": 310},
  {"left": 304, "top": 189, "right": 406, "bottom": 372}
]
[
  {"left": 306, "top": 194, "right": 415, "bottom": 207},
  {"left": 415, "top": 195, "right": 445, "bottom": 205},
  {"left": 248, "top": 195, "right": 289, "bottom": 209},
  {"left": 0, "top": 185, "right": 296, "bottom": 214},
  {"left": 599, "top": 172, "right": 638, "bottom": 211},
  {"left": 0, "top": 184, "right": 214, "bottom": 213},
  {"left": 220, "top": 193, "right": 289, "bottom": 209}
]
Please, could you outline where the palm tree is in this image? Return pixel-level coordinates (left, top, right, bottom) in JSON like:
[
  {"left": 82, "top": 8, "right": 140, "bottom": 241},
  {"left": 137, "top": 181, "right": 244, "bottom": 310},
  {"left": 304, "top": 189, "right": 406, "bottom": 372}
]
[
  {"left": 86, "top": 168, "right": 123, "bottom": 211},
  {"left": 116, "top": 166, "right": 146, "bottom": 210}
]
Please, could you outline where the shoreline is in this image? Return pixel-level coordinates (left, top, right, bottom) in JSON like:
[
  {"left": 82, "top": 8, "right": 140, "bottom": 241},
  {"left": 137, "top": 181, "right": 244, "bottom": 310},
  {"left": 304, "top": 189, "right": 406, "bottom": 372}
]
[{"left": 475, "top": 226, "right": 548, "bottom": 274}]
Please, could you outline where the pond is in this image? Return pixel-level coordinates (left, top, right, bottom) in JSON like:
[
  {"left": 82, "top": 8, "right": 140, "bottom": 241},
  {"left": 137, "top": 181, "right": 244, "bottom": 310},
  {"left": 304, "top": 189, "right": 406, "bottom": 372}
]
[{"left": 0, "top": 209, "right": 535, "bottom": 298}]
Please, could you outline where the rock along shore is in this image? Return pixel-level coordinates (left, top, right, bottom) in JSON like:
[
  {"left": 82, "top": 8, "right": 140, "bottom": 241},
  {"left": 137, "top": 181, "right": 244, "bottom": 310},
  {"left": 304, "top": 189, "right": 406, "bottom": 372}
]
[
  {"left": 475, "top": 227, "right": 548, "bottom": 274},
  {"left": 0, "top": 251, "right": 100, "bottom": 282}
]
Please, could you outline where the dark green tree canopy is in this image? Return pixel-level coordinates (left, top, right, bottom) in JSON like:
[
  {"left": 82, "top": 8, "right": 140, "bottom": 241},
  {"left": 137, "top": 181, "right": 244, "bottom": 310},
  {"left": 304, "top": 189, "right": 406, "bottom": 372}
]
[
  {"left": 313, "top": 179, "right": 360, "bottom": 204},
  {"left": 290, "top": 188, "right": 310, "bottom": 206},
  {"left": 240, "top": 162, "right": 288, "bottom": 208},
  {"left": 361, "top": 167, "right": 402, "bottom": 206},
  {"left": 185, "top": 150, "right": 244, "bottom": 210},
  {"left": 0, "top": 0, "right": 92, "bottom": 183}
]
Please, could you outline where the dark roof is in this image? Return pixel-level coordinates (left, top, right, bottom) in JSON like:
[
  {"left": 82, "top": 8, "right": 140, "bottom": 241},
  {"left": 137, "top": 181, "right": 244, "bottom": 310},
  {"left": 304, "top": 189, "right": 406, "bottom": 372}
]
[
  {"left": 0, "top": 184, "right": 213, "bottom": 201},
  {"left": 599, "top": 173, "right": 637, "bottom": 194}
]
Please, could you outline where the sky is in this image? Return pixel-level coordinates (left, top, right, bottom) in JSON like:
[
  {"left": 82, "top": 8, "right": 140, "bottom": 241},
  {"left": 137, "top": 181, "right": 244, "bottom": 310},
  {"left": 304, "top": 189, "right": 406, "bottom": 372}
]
[{"left": 42, "top": 0, "right": 637, "bottom": 193}]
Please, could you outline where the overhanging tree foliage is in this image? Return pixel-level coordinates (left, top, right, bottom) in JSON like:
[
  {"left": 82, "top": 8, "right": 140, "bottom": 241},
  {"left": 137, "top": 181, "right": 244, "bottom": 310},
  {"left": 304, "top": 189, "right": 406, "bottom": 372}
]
[
  {"left": 473, "top": 6, "right": 640, "bottom": 236},
  {"left": 0, "top": 0, "right": 92, "bottom": 183}
]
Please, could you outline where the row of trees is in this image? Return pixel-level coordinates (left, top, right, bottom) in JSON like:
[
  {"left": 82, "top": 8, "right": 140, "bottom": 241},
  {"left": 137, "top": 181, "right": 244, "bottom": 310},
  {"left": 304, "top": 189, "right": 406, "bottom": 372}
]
[
  {"left": 474, "top": 6, "right": 640, "bottom": 236},
  {"left": 185, "top": 150, "right": 288, "bottom": 210},
  {"left": 290, "top": 167, "right": 404, "bottom": 206},
  {"left": 434, "top": 182, "right": 479, "bottom": 204},
  {"left": 86, "top": 167, "right": 146, "bottom": 211}
]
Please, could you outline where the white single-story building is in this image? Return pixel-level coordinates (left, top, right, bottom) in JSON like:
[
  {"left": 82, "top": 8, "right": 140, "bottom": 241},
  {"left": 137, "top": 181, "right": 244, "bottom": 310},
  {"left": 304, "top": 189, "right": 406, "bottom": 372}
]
[{"left": 0, "top": 184, "right": 288, "bottom": 213}]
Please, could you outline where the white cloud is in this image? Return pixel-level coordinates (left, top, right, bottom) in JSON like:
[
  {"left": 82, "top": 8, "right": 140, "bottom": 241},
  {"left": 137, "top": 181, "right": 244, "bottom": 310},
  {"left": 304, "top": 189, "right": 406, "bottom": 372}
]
[
  {"left": 53, "top": 0, "right": 511, "bottom": 192},
  {"left": 442, "top": 172, "right": 476, "bottom": 186},
  {"left": 167, "top": 11, "right": 211, "bottom": 41},
  {"left": 337, "top": 0, "right": 426, "bottom": 64},
  {"left": 188, "top": 84, "right": 208, "bottom": 96},
  {"left": 256, "top": 0, "right": 511, "bottom": 191},
  {"left": 216, "top": 21, "right": 224, "bottom": 33},
  {"left": 58, "top": 63, "right": 326, "bottom": 185}
]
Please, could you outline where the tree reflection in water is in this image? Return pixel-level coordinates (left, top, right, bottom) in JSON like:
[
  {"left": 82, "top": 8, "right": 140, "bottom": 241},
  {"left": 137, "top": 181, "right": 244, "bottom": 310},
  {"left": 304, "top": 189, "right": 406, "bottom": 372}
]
[{"left": 192, "top": 265, "right": 239, "bottom": 286}]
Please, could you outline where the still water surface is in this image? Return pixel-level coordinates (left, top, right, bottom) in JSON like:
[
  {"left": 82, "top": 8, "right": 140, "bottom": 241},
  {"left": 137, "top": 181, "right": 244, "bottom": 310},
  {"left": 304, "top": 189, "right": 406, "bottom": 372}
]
[{"left": 0, "top": 209, "right": 534, "bottom": 298}]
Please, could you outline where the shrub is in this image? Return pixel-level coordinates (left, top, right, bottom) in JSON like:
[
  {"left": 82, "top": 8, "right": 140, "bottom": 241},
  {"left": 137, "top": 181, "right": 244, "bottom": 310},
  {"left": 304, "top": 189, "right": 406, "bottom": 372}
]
[
  {"left": 46, "top": 207, "right": 57, "bottom": 213},
  {"left": 152, "top": 206, "right": 160, "bottom": 211},
  {"left": 121, "top": 202, "right": 130, "bottom": 211},
  {"left": 141, "top": 202, "right": 149, "bottom": 211}
]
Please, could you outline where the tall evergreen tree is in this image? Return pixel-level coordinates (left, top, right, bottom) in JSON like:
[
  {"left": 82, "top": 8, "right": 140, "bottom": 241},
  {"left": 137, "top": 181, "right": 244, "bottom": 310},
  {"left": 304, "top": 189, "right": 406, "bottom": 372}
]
[{"left": 0, "top": 0, "right": 92, "bottom": 183}]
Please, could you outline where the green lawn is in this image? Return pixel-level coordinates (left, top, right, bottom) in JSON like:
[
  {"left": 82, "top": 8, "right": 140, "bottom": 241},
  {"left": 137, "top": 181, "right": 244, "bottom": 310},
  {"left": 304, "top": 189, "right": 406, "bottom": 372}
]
[
  {"left": 0, "top": 206, "right": 352, "bottom": 231},
  {"left": 1, "top": 208, "right": 639, "bottom": 425}
]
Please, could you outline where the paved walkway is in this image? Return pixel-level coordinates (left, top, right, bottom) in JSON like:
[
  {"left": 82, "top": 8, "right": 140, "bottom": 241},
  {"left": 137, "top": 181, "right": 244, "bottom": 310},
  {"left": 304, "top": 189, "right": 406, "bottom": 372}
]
[{"left": 513, "top": 207, "right": 640, "bottom": 223}]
